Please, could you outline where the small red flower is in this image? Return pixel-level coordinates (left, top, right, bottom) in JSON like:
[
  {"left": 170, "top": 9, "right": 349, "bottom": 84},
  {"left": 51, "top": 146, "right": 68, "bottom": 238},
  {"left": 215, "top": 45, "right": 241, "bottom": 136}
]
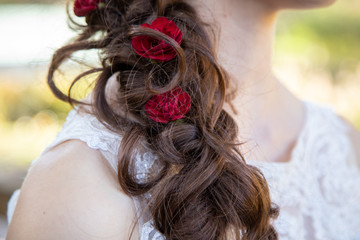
[
  {"left": 74, "top": 0, "right": 104, "bottom": 17},
  {"left": 131, "top": 17, "right": 183, "bottom": 62},
  {"left": 144, "top": 87, "right": 191, "bottom": 123}
]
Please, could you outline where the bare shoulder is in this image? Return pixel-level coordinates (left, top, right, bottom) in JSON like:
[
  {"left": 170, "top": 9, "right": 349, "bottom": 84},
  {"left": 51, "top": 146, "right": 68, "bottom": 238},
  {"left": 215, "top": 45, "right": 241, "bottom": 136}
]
[{"left": 6, "top": 140, "right": 139, "bottom": 240}]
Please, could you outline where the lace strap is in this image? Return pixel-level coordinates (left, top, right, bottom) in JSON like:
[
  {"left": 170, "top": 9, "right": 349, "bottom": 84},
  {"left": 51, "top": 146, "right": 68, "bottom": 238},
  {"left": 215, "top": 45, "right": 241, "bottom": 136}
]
[
  {"left": 291, "top": 101, "right": 351, "bottom": 164},
  {"left": 30, "top": 107, "right": 123, "bottom": 172}
]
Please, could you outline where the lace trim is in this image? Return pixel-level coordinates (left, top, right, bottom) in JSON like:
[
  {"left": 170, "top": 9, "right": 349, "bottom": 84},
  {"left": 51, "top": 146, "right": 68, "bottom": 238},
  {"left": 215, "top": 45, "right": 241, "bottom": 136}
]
[
  {"left": 7, "top": 102, "right": 360, "bottom": 240},
  {"left": 7, "top": 189, "right": 20, "bottom": 224},
  {"left": 137, "top": 102, "right": 360, "bottom": 240},
  {"left": 27, "top": 108, "right": 123, "bottom": 172}
]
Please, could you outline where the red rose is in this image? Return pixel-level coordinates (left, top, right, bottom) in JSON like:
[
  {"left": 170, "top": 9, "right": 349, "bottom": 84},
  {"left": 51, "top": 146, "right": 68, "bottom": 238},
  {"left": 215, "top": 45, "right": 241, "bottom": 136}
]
[
  {"left": 74, "top": 0, "right": 103, "bottom": 17},
  {"left": 144, "top": 87, "right": 191, "bottom": 123},
  {"left": 131, "top": 17, "right": 183, "bottom": 62}
]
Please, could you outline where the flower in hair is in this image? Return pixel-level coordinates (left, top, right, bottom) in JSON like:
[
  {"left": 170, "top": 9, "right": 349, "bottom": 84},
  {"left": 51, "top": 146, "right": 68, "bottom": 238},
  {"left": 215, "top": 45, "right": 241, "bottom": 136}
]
[
  {"left": 131, "top": 17, "right": 183, "bottom": 62},
  {"left": 74, "top": 0, "right": 105, "bottom": 17},
  {"left": 145, "top": 87, "right": 191, "bottom": 123}
]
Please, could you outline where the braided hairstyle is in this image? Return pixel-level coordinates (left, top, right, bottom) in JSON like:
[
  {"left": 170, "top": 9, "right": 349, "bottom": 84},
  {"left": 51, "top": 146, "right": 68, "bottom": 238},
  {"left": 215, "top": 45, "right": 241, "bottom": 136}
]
[{"left": 48, "top": 0, "right": 279, "bottom": 239}]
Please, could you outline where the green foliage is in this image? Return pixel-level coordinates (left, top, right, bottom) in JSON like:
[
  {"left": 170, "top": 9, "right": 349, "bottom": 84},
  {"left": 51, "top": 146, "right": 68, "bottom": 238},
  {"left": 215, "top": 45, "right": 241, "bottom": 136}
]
[
  {"left": 0, "top": 81, "right": 71, "bottom": 123},
  {"left": 276, "top": 4, "right": 360, "bottom": 82}
]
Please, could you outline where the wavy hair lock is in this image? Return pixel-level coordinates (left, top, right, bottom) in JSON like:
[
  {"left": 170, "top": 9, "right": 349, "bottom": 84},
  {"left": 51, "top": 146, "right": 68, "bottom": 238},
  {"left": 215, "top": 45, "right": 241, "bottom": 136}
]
[{"left": 48, "top": 0, "right": 279, "bottom": 239}]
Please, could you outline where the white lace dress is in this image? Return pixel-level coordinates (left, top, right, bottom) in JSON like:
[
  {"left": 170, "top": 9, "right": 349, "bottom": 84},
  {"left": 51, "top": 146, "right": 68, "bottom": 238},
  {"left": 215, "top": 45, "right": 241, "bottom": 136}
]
[{"left": 7, "top": 101, "right": 360, "bottom": 240}]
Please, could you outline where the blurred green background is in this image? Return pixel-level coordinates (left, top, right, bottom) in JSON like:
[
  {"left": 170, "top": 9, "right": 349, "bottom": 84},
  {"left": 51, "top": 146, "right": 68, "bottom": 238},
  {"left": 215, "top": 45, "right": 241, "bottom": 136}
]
[{"left": 0, "top": 0, "right": 359, "bottom": 235}]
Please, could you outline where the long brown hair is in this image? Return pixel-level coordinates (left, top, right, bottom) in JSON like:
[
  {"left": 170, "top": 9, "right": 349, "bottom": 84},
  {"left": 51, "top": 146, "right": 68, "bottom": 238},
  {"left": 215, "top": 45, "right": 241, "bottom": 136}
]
[{"left": 48, "top": 0, "right": 279, "bottom": 239}]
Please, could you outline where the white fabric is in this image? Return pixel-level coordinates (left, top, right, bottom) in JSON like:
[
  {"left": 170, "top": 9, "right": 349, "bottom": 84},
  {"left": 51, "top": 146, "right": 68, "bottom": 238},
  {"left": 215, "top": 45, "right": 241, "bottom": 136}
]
[{"left": 7, "top": 101, "right": 360, "bottom": 240}]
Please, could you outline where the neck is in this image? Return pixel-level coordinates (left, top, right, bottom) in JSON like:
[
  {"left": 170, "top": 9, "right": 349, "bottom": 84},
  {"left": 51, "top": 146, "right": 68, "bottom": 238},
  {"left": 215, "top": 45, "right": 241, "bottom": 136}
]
[
  {"left": 187, "top": 0, "right": 305, "bottom": 162},
  {"left": 190, "top": 0, "right": 286, "bottom": 119},
  {"left": 191, "top": 0, "right": 278, "bottom": 93}
]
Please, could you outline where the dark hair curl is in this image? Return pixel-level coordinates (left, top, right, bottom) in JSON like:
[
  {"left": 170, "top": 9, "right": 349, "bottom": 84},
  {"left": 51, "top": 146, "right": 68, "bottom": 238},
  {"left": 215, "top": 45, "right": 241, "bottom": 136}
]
[{"left": 48, "top": 0, "right": 279, "bottom": 239}]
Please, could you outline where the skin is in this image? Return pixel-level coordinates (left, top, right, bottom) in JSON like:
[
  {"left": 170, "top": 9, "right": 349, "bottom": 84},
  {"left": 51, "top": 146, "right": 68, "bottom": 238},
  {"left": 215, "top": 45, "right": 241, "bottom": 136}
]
[
  {"left": 187, "top": 0, "right": 359, "bottom": 163},
  {"left": 6, "top": 140, "right": 140, "bottom": 240},
  {"left": 265, "top": 0, "right": 337, "bottom": 9},
  {"left": 6, "top": 0, "right": 359, "bottom": 239}
]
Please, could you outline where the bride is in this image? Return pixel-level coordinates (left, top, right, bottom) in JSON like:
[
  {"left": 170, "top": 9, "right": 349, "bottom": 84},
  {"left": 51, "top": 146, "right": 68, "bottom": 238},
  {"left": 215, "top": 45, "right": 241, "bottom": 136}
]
[{"left": 6, "top": 0, "right": 360, "bottom": 239}]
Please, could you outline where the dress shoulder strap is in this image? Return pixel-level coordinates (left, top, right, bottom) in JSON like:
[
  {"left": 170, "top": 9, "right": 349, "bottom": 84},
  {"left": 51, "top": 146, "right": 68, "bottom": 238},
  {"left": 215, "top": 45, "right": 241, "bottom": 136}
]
[
  {"left": 30, "top": 107, "right": 123, "bottom": 172},
  {"left": 291, "top": 101, "right": 349, "bottom": 158}
]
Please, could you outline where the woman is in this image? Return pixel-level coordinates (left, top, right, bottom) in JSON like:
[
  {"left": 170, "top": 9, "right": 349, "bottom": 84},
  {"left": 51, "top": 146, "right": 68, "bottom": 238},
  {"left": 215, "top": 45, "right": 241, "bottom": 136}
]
[{"left": 6, "top": 0, "right": 360, "bottom": 239}]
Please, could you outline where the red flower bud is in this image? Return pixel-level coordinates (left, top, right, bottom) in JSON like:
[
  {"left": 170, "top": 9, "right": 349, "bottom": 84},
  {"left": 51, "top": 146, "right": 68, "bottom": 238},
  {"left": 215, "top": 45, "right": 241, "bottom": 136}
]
[
  {"left": 144, "top": 87, "right": 191, "bottom": 123},
  {"left": 74, "top": 0, "right": 103, "bottom": 17},
  {"left": 131, "top": 17, "right": 183, "bottom": 62}
]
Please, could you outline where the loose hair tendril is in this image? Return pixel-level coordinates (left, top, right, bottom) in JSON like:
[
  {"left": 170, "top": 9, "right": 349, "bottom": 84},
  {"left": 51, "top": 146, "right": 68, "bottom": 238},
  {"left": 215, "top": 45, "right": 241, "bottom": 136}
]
[{"left": 47, "top": 0, "right": 279, "bottom": 239}]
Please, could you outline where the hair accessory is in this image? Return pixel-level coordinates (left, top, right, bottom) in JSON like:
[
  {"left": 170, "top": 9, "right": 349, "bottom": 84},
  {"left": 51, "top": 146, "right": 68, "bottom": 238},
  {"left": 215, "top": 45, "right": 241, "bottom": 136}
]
[
  {"left": 144, "top": 87, "right": 191, "bottom": 123},
  {"left": 131, "top": 17, "right": 183, "bottom": 62},
  {"left": 74, "top": 0, "right": 105, "bottom": 17}
]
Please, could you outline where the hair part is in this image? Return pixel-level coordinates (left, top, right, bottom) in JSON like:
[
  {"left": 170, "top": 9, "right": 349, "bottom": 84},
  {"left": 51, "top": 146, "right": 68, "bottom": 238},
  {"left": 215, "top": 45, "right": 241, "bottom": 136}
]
[{"left": 48, "top": 0, "right": 279, "bottom": 239}]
